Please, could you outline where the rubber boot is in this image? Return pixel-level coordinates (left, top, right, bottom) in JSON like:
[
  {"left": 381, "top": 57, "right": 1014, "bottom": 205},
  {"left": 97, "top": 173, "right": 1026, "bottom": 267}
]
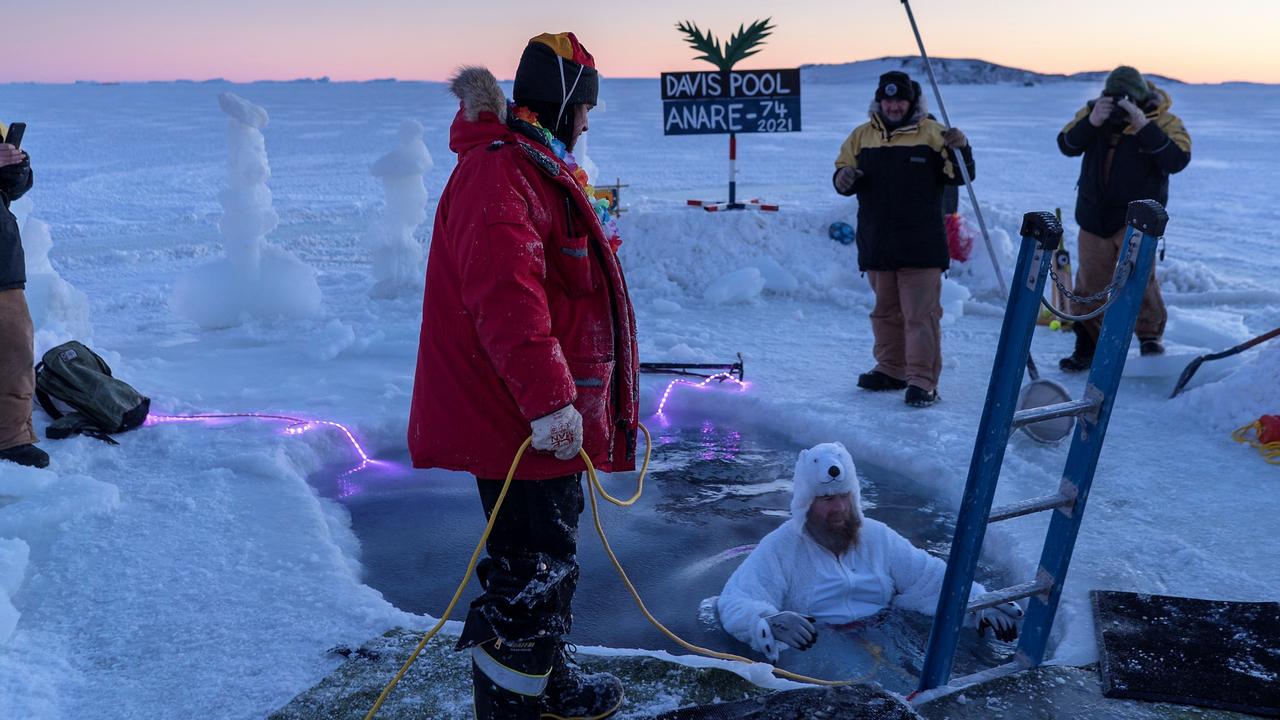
[
  {"left": 904, "top": 385, "right": 938, "bottom": 408},
  {"left": 471, "top": 637, "right": 557, "bottom": 720},
  {"left": 540, "top": 644, "right": 624, "bottom": 720},
  {"left": 1059, "top": 323, "right": 1096, "bottom": 373},
  {"left": 856, "top": 370, "right": 908, "bottom": 392},
  {"left": 0, "top": 444, "right": 49, "bottom": 468}
]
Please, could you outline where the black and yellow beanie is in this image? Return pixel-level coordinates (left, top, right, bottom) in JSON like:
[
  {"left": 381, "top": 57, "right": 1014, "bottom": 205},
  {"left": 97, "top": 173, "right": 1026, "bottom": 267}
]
[{"left": 513, "top": 32, "right": 599, "bottom": 110}]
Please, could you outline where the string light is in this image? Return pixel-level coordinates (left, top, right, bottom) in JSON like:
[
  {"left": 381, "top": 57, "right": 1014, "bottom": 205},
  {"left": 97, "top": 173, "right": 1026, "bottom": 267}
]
[
  {"left": 147, "top": 412, "right": 374, "bottom": 475},
  {"left": 655, "top": 373, "right": 747, "bottom": 415}
]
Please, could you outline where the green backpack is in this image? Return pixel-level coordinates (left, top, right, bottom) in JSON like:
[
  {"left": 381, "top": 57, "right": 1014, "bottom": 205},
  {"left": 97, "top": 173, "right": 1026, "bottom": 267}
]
[{"left": 34, "top": 341, "right": 150, "bottom": 445}]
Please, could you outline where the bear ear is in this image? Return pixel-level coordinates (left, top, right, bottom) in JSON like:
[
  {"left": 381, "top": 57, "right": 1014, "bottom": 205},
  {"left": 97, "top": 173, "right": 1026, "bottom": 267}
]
[{"left": 833, "top": 441, "right": 847, "bottom": 452}]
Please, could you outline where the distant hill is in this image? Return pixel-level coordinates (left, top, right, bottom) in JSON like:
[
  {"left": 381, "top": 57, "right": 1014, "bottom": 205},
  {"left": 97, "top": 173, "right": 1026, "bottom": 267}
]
[{"left": 801, "top": 56, "right": 1184, "bottom": 87}]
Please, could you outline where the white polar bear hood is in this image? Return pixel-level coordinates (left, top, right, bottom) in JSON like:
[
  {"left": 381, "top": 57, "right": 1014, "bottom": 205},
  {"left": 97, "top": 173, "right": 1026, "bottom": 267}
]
[{"left": 789, "top": 441, "right": 861, "bottom": 521}]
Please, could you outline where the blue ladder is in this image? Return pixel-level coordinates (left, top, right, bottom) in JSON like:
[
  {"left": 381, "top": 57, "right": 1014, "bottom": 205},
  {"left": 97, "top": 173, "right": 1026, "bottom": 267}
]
[{"left": 914, "top": 200, "right": 1168, "bottom": 699}]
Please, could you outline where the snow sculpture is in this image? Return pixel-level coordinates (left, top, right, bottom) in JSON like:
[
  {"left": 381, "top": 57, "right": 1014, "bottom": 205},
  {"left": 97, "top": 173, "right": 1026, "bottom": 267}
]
[
  {"left": 172, "top": 92, "right": 321, "bottom": 329},
  {"left": 367, "top": 119, "right": 432, "bottom": 299}
]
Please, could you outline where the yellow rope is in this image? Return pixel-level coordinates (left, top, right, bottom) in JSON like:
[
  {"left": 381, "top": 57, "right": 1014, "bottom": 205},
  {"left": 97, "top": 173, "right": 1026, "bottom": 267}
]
[
  {"left": 366, "top": 423, "right": 872, "bottom": 719},
  {"left": 1232, "top": 420, "right": 1280, "bottom": 465},
  {"left": 584, "top": 424, "right": 874, "bottom": 687},
  {"left": 362, "top": 437, "right": 532, "bottom": 720}
]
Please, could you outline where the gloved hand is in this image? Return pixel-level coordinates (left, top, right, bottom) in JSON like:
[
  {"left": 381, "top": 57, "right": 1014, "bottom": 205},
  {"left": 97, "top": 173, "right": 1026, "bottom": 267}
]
[
  {"left": 942, "top": 127, "right": 968, "bottom": 150},
  {"left": 530, "top": 404, "right": 583, "bottom": 461},
  {"left": 1088, "top": 95, "right": 1116, "bottom": 127},
  {"left": 834, "top": 166, "right": 862, "bottom": 194},
  {"left": 1116, "top": 97, "right": 1150, "bottom": 131},
  {"left": 766, "top": 611, "right": 818, "bottom": 652},
  {"left": 975, "top": 602, "right": 1023, "bottom": 642}
]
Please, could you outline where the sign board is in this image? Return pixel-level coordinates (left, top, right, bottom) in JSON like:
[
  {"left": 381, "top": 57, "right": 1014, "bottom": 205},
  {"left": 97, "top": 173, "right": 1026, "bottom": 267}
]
[{"left": 660, "top": 68, "right": 801, "bottom": 135}]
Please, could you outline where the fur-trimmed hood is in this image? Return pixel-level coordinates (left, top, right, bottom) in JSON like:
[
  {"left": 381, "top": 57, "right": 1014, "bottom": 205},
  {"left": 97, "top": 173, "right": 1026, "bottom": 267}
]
[
  {"left": 446, "top": 66, "right": 514, "bottom": 155},
  {"left": 450, "top": 66, "right": 507, "bottom": 123}
]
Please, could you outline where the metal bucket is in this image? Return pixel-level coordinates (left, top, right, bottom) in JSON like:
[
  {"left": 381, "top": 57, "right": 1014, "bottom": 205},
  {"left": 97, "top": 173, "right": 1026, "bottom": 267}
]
[{"left": 1017, "top": 378, "right": 1075, "bottom": 444}]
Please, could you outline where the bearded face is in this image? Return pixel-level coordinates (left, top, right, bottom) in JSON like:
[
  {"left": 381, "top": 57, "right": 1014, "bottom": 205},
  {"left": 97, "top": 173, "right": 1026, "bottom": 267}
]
[
  {"left": 805, "top": 493, "right": 861, "bottom": 556},
  {"left": 879, "top": 98, "right": 910, "bottom": 124}
]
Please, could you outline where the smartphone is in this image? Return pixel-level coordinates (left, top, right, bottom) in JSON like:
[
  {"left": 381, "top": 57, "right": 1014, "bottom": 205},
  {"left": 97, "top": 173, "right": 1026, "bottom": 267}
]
[{"left": 4, "top": 123, "right": 25, "bottom": 150}]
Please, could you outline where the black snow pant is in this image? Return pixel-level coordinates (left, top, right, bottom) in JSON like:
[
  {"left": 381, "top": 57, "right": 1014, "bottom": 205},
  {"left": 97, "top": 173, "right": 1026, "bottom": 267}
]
[{"left": 456, "top": 474, "right": 584, "bottom": 650}]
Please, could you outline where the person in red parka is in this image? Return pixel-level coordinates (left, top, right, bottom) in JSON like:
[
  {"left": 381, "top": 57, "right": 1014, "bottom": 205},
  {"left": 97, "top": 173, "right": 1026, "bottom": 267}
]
[{"left": 408, "top": 32, "right": 638, "bottom": 720}]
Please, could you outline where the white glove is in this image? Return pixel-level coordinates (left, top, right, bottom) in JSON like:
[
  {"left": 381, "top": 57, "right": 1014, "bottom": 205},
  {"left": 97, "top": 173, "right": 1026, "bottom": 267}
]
[
  {"left": 975, "top": 602, "right": 1023, "bottom": 642},
  {"left": 530, "top": 404, "right": 583, "bottom": 461},
  {"left": 834, "top": 166, "right": 862, "bottom": 193},
  {"left": 754, "top": 611, "right": 817, "bottom": 661}
]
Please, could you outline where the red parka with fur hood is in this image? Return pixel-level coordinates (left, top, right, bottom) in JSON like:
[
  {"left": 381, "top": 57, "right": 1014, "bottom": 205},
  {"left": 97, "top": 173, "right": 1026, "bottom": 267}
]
[{"left": 408, "top": 67, "right": 639, "bottom": 480}]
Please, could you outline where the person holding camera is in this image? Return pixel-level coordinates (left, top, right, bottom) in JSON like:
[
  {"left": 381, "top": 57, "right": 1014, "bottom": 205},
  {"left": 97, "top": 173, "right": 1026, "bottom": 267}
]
[
  {"left": 0, "top": 124, "right": 47, "bottom": 469},
  {"left": 833, "top": 71, "right": 974, "bottom": 408},
  {"left": 1057, "top": 66, "right": 1191, "bottom": 371}
]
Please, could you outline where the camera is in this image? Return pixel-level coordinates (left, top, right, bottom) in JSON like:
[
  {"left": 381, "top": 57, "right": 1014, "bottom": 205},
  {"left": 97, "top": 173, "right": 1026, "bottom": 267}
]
[{"left": 1102, "top": 93, "right": 1131, "bottom": 127}]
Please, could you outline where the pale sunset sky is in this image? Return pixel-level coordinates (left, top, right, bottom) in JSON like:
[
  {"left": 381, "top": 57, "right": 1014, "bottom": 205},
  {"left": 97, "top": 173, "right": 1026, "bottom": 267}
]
[{"left": 5, "top": 0, "right": 1275, "bottom": 84}]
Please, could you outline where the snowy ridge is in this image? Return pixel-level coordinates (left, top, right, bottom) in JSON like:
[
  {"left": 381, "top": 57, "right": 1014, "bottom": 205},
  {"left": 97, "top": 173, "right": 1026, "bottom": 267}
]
[{"left": 802, "top": 56, "right": 1185, "bottom": 87}]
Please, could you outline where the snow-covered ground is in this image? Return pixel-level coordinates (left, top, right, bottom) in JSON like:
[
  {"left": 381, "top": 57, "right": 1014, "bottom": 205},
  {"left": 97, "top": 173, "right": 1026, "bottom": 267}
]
[{"left": 0, "top": 76, "right": 1277, "bottom": 718}]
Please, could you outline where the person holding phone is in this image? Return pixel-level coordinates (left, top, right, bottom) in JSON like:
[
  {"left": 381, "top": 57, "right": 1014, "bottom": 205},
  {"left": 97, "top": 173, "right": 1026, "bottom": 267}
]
[{"left": 0, "top": 122, "right": 47, "bottom": 469}]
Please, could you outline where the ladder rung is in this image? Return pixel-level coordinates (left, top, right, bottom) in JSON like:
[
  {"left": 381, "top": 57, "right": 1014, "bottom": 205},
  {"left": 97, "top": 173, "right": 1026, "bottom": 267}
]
[
  {"left": 967, "top": 578, "right": 1053, "bottom": 613},
  {"left": 989, "top": 492, "right": 1073, "bottom": 523},
  {"left": 909, "top": 659, "right": 1028, "bottom": 705},
  {"left": 1011, "top": 398, "right": 1099, "bottom": 428}
]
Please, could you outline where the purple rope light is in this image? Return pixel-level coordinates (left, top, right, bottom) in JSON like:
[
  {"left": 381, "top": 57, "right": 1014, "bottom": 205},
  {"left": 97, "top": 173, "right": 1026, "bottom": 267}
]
[
  {"left": 655, "top": 373, "right": 747, "bottom": 415},
  {"left": 147, "top": 412, "right": 374, "bottom": 475}
]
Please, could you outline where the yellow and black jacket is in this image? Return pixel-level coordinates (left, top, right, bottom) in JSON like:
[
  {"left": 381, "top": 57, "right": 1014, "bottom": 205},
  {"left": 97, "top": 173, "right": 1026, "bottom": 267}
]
[
  {"left": 1058, "top": 84, "right": 1191, "bottom": 237},
  {"left": 0, "top": 122, "right": 34, "bottom": 292},
  {"left": 834, "top": 99, "right": 974, "bottom": 272}
]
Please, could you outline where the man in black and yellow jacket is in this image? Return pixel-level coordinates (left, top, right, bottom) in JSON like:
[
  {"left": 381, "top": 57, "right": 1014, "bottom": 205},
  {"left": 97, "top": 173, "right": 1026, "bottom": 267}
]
[
  {"left": 0, "top": 122, "right": 47, "bottom": 468},
  {"left": 833, "top": 71, "right": 973, "bottom": 408},
  {"left": 1057, "top": 66, "right": 1191, "bottom": 371}
]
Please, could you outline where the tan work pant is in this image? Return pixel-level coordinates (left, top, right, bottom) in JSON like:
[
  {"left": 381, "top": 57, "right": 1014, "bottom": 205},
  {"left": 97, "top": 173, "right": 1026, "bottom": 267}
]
[
  {"left": 1072, "top": 227, "right": 1166, "bottom": 343},
  {"left": 866, "top": 268, "right": 943, "bottom": 392},
  {"left": 0, "top": 289, "right": 38, "bottom": 451}
]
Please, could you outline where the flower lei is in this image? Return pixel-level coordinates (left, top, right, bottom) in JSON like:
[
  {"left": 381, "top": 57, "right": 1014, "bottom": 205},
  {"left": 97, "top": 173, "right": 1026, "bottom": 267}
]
[{"left": 512, "top": 104, "right": 622, "bottom": 251}]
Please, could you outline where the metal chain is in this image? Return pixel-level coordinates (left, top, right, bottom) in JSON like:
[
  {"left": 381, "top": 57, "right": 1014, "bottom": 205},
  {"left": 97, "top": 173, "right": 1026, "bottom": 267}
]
[{"left": 1039, "top": 249, "right": 1135, "bottom": 323}]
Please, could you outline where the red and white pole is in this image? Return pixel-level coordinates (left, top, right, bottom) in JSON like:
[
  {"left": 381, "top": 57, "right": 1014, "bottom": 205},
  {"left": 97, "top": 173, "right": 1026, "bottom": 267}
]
[{"left": 728, "top": 132, "right": 737, "bottom": 207}]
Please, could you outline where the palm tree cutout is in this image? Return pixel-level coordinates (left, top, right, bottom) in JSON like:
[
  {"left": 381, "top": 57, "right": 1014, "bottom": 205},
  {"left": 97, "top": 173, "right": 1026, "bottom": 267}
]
[{"left": 675, "top": 18, "right": 775, "bottom": 71}]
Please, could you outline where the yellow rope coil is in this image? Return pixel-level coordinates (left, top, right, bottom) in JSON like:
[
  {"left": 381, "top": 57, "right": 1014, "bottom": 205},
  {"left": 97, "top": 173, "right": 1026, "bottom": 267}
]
[
  {"left": 365, "top": 423, "right": 872, "bottom": 719},
  {"left": 1232, "top": 420, "right": 1280, "bottom": 465}
]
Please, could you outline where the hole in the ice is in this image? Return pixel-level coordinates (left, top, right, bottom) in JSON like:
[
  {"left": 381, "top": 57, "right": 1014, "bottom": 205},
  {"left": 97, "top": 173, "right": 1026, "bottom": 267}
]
[{"left": 308, "top": 420, "right": 1018, "bottom": 694}]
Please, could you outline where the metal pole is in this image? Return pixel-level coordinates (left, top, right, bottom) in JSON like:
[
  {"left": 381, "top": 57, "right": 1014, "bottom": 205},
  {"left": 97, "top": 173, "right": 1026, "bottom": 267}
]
[
  {"left": 900, "top": 0, "right": 1047, "bottom": 383},
  {"left": 729, "top": 132, "right": 738, "bottom": 207},
  {"left": 900, "top": 0, "right": 1006, "bottom": 292}
]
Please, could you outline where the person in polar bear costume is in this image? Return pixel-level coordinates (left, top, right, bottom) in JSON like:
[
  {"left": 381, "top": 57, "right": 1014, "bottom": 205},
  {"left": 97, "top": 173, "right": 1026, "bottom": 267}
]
[{"left": 717, "top": 441, "right": 1022, "bottom": 662}]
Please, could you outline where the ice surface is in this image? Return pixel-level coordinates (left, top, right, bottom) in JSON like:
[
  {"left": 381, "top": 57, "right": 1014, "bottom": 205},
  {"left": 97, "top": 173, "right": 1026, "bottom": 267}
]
[
  {"left": 704, "top": 267, "right": 766, "bottom": 304},
  {"left": 11, "top": 200, "right": 92, "bottom": 355},
  {"left": 940, "top": 278, "right": 971, "bottom": 327},
  {"left": 0, "top": 537, "right": 29, "bottom": 645}
]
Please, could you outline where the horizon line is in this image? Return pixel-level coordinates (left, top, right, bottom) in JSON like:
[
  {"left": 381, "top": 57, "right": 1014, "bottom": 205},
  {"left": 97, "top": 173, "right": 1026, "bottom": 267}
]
[{"left": 3, "top": 56, "right": 1275, "bottom": 87}]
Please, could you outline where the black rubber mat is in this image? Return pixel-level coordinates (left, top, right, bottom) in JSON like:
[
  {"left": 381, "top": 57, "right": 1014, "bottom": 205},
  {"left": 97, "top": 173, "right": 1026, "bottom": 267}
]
[
  {"left": 653, "top": 684, "right": 920, "bottom": 719},
  {"left": 1092, "top": 590, "right": 1280, "bottom": 717}
]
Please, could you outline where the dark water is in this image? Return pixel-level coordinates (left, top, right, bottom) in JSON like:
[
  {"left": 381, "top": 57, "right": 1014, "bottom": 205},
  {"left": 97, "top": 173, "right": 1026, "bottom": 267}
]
[{"left": 309, "top": 419, "right": 1015, "bottom": 694}]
